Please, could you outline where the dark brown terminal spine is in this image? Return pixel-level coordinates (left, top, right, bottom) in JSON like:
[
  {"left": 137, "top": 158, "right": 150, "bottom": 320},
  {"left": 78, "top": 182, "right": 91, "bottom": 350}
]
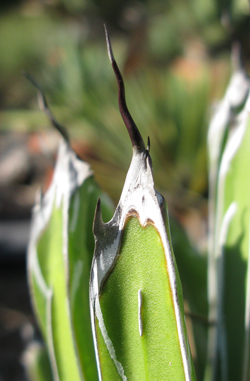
[
  {"left": 25, "top": 72, "right": 70, "bottom": 143},
  {"left": 104, "top": 25, "right": 145, "bottom": 153}
]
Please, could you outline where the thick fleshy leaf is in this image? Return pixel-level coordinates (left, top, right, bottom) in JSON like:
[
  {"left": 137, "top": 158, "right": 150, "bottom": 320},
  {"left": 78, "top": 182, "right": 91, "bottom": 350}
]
[
  {"left": 206, "top": 65, "right": 250, "bottom": 380},
  {"left": 207, "top": 58, "right": 249, "bottom": 265},
  {"left": 206, "top": 63, "right": 249, "bottom": 380},
  {"left": 28, "top": 137, "right": 114, "bottom": 381},
  {"left": 89, "top": 27, "right": 196, "bottom": 381}
]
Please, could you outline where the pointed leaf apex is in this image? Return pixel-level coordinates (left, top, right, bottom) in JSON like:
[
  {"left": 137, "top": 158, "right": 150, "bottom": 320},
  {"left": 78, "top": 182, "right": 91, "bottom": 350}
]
[
  {"left": 147, "top": 136, "right": 150, "bottom": 152},
  {"left": 104, "top": 24, "right": 114, "bottom": 65},
  {"left": 104, "top": 26, "right": 145, "bottom": 153},
  {"left": 93, "top": 198, "right": 105, "bottom": 237},
  {"left": 25, "top": 73, "right": 70, "bottom": 143}
]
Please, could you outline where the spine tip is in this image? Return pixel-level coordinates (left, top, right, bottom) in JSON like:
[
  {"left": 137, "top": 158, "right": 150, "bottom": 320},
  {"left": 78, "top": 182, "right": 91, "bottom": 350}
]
[
  {"left": 104, "top": 26, "right": 145, "bottom": 153},
  {"left": 24, "top": 72, "right": 70, "bottom": 143},
  {"left": 93, "top": 198, "right": 105, "bottom": 237}
]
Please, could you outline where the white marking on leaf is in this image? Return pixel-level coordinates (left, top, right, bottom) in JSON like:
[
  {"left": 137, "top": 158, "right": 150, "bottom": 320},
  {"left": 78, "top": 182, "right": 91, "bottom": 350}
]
[{"left": 138, "top": 289, "right": 143, "bottom": 336}]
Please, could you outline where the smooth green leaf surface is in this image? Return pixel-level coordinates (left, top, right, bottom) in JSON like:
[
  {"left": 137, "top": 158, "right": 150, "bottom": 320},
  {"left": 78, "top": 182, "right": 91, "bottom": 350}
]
[
  {"left": 97, "top": 216, "right": 186, "bottom": 380},
  {"left": 90, "top": 146, "right": 196, "bottom": 381}
]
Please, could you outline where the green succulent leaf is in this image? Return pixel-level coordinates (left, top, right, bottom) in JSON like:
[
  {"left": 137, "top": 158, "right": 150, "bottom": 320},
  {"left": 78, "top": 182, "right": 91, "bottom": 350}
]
[
  {"left": 207, "top": 60, "right": 249, "bottom": 264},
  {"left": 28, "top": 138, "right": 113, "bottom": 381},
  {"left": 206, "top": 62, "right": 250, "bottom": 380},
  {"left": 89, "top": 27, "right": 196, "bottom": 381},
  {"left": 90, "top": 147, "right": 196, "bottom": 381}
]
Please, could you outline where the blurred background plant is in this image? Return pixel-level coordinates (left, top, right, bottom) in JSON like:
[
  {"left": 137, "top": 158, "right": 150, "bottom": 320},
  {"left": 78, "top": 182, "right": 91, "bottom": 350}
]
[{"left": 0, "top": 0, "right": 249, "bottom": 380}]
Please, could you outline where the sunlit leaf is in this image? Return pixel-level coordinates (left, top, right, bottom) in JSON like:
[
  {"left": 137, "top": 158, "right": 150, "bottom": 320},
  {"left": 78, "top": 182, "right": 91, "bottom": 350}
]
[{"left": 89, "top": 28, "right": 196, "bottom": 381}]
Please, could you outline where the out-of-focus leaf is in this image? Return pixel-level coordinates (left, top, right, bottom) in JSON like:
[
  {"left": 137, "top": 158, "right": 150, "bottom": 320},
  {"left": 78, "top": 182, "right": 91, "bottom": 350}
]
[
  {"left": 28, "top": 137, "right": 114, "bottom": 381},
  {"left": 207, "top": 62, "right": 249, "bottom": 365},
  {"left": 206, "top": 63, "right": 250, "bottom": 380},
  {"left": 215, "top": 94, "right": 250, "bottom": 381}
]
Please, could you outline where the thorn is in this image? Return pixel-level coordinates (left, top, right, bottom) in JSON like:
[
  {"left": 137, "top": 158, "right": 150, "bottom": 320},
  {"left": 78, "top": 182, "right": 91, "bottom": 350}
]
[
  {"left": 104, "top": 25, "right": 145, "bottom": 153},
  {"left": 93, "top": 198, "right": 104, "bottom": 237},
  {"left": 24, "top": 72, "right": 70, "bottom": 143},
  {"left": 104, "top": 24, "right": 114, "bottom": 65},
  {"left": 147, "top": 136, "right": 150, "bottom": 152}
]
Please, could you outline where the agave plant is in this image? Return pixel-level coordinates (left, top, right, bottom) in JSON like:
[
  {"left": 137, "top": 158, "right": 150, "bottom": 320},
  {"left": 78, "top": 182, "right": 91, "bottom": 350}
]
[
  {"left": 27, "top": 28, "right": 197, "bottom": 380},
  {"left": 26, "top": 13, "right": 250, "bottom": 379},
  {"left": 88, "top": 27, "right": 196, "bottom": 381}
]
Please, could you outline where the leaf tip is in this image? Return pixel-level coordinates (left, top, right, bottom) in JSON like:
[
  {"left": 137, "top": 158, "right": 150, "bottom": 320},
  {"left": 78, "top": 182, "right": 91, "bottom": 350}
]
[
  {"left": 25, "top": 73, "right": 70, "bottom": 143},
  {"left": 104, "top": 24, "right": 114, "bottom": 65},
  {"left": 93, "top": 198, "right": 105, "bottom": 237},
  {"left": 104, "top": 26, "right": 145, "bottom": 153}
]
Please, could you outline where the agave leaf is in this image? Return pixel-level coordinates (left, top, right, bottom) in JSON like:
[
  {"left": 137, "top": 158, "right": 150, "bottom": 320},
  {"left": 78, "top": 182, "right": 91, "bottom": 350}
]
[
  {"left": 206, "top": 54, "right": 250, "bottom": 380},
  {"left": 206, "top": 71, "right": 250, "bottom": 380},
  {"left": 28, "top": 140, "right": 93, "bottom": 380},
  {"left": 207, "top": 52, "right": 249, "bottom": 265},
  {"left": 27, "top": 80, "right": 114, "bottom": 381},
  {"left": 215, "top": 94, "right": 250, "bottom": 381},
  {"left": 89, "top": 27, "right": 196, "bottom": 381}
]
